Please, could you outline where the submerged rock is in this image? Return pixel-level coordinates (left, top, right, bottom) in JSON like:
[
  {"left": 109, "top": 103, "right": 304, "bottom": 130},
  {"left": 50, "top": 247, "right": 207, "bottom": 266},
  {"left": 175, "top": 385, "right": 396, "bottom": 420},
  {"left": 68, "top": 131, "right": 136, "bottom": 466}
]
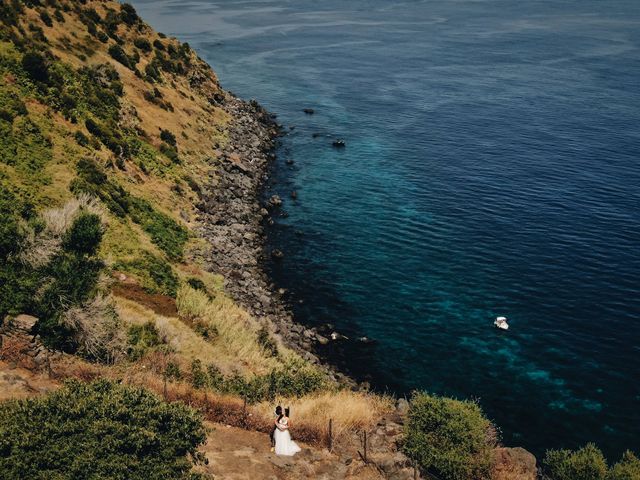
[
  {"left": 303, "top": 108, "right": 315, "bottom": 114},
  {"left": 271, "top": 249, "right": 284, "bottom": 260},
  {"left": 332, "top": 139, "right": 346, "bottom": 148}
]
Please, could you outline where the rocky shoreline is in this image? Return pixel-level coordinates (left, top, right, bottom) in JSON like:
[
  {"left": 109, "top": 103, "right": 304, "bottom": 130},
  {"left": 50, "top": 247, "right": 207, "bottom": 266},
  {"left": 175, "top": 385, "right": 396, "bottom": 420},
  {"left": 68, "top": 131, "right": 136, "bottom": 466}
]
[{"left": 195, "top": 94, "right": 353, "bottom": 386}]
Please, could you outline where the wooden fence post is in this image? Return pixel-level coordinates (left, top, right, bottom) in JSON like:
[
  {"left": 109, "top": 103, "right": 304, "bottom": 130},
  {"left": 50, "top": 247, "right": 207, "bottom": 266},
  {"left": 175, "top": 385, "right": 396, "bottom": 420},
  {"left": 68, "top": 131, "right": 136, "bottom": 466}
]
[
  {"left": 328, "top": 418, "right": 333, "bottom": 452},
  {"left": 363, "top": 430, "right": 368, "bottom": 463},
  {"left": 163, "top": 375, "right": 168, "bottom": 401},
  {"left": 242, "top": 394, "right": 247, "bottom": 427}
]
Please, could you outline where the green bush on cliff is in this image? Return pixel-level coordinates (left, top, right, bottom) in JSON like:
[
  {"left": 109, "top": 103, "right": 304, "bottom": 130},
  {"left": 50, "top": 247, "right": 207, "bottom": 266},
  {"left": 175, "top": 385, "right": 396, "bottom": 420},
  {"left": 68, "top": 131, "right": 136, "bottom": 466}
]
[
  {"left": 544, "top": 444, "right": 608, "bottom": 480},
  {"left": 543, "top": 445, "right": 640, "bottom": 480},
  {"left": 0, "top": 379, "right": 207, "bottom": 480},
  {"left": 402, "top": 392, "right": 497, "bottom": 480},
  {"left": 608, "top": 451, "right": 640, "bottom": 480}
]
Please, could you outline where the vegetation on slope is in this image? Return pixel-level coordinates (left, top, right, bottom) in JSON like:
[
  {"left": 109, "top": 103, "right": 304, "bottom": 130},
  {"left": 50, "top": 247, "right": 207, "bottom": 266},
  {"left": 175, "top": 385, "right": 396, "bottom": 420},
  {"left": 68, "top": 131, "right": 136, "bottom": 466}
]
[{"left": 0, "top": 379, "right": 207, "bottom": 480}]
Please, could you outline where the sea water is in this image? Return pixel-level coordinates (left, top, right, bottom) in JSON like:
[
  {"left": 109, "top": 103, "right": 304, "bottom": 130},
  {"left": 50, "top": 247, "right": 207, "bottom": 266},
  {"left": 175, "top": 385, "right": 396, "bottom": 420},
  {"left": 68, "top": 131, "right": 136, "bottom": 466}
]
[{"left": 132, "top": 0, "right": 640, "bottom": 458}]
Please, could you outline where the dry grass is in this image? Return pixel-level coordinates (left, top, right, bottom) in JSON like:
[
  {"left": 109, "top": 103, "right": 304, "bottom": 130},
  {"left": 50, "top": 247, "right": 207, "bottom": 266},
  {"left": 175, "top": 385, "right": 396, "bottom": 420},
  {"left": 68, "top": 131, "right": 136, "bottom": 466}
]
[
  {"left": 176, "top": 285, "right": 282, "bottom": 374},
  {"left": 114, "top": 292, "right": 281, "bottom": 375},
  {"left": 60, "top": 294, "right": 126, "bottom": 363},
  {"left": 257, "top": 390, "right": 395, "bottom": 444},
  {"left": 19, "top": 194, "right": 107, "bottom": 268}
]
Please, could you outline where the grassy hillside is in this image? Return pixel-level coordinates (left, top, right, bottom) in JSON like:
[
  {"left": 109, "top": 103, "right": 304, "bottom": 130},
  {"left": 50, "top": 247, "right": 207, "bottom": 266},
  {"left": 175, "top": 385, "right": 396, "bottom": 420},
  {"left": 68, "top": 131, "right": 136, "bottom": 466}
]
[
  {"left": 0, "top": 0, "right": 390, "bottom": 456},
  {"left": 0, "top": 0, "right": 276, "bottom": 372}
]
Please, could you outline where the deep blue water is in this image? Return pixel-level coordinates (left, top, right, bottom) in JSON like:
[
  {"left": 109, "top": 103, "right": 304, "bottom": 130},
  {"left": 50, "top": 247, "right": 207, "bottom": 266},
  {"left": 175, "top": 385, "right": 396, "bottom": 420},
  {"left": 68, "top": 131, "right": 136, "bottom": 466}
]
[{"left": 132, "top": 0, "right": 640, "bottom": 458}]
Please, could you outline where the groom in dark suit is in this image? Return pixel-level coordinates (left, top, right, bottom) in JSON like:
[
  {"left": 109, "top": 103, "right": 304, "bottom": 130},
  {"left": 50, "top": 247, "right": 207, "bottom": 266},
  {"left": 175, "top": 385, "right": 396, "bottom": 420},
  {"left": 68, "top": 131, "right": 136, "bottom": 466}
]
[{"left": 270, "top": 405, "right": 282, "bottom": 451}]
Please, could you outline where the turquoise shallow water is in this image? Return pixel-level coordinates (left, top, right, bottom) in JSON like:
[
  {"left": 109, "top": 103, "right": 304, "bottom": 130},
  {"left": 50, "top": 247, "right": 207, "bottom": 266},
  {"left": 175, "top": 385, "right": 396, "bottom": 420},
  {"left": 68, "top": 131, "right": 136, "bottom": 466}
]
[{"left": 131, "top": 0, "right": 640, "bottom": 457}]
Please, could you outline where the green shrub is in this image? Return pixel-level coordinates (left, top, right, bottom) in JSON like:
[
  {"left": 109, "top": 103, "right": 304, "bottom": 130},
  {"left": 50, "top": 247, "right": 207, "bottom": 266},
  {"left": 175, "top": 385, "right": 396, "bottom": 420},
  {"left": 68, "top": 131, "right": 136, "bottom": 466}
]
[
  {"left": 145, "top": 60, "right": 162, "bottom": 83},
  {"left": 36, "top": 252, "right": 104, "bottom": 351},
  {"left": 134, "top": 37, "right": 152, "bottom": 53},
  {"left": 0, "top": 88, "right": 27, "bottom": 122},
  {"left": 0, "top": 379, "right": 206, "bottom": 480},
  {"left": 120, "top": 3, "right": 140, "bottom": 26},
  {"left": 96, "top": 30, "right": 109, "bottom": 43},
  {"left": 190, "top": 359, "right": 207, "bottom": 389},
  {"left": 0, "top": 1, "right": 23, "bottom": 27},
  {"left": 0, "top": 186, "right": 38, "bottom": 319},
  {"left": 74, "top": 130, "right": 89, "bottom": 146},
  {"left": 108, "top": 44, "right": 133, "bottom": 70},
  {"left": 403, "top": 392, "right": 497, "bottom": 480},
  {"left": 187, "top": 277, "right": 207, "bottom": 292},
  {"left": 257, "top": 326, "right": 278, "bottom": 357},
  {"left": 166, "top": 360, "right": 182, "bottom": 381},
  {"left": 208, "top": 358, "right": 325, "bottom": 404},
  {"left": 206, "top": 364, "right": 224, "bottom": 390},
  {"left": 153, "top": 39, "right": 165, "bottom": 51},
  {"left": 160, "top": 142, "right": 180, "bottom": 163},
  {"left": 608, "top": 451, "right": 640, "bottom": 480},
  {"left": 39, "top": 9, "right": 53, "bottom": 27},
  {"left": 160, "top": 128, "right": 177, "bottom": 146},
  {"left": 127, "top": 321, "right": 164, "bottom": 360},
  {"left": 21, "top": 50, "right": 49, "bottom": 83},
  {"left": 62, "top": 212, "right": 103, "bottom": 256},
  {"left": 544, "top": 444, "right": 608, "bottom": 480},
  {"left": 53, "top": 8, "right": 64, "bottom": 23}
]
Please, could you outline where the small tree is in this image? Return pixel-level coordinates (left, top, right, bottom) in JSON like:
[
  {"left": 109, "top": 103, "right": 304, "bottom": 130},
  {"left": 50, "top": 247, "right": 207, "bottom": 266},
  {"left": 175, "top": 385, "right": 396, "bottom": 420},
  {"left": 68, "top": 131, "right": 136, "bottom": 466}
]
[
  {"left": 403, "top": 392, "right": 498, "bottom": 480},
  {"left": 62, "top": 212, "right": 103, "bottom": 256},
  {"left": 543, "top": 444, "right": 608, "bottom": 480},
  {"left": 22, "top": 51, "right": 49, "bottom": 83}
]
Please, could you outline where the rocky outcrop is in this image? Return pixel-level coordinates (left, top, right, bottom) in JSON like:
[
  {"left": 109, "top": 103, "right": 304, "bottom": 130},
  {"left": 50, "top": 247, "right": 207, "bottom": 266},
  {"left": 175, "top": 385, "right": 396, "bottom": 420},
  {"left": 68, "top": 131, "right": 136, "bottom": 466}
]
[
  {"left": 492, "top": 447, "right": 538, "bottom": 480},
  {"left": 194, "top": 97, "right": 352, "bottom": 386},
  {"left": 0, "top": 315, "right": 60, "bottom": 370}
]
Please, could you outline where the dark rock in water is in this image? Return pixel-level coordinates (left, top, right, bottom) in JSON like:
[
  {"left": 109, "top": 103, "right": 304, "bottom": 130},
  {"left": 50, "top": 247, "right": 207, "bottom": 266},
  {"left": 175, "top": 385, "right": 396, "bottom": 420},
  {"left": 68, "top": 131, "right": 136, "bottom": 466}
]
[
  {"left": 358, "top": 336, "right": 374, "bottom": 344},
  {"left": 267, "top": 194, "right": 282, "bottom": 208},
  {"left": 303, "top": 108, "right": 315, "bottom": 114},
  {"left": 285, "top": 159, "right": 295, "bottom": 165},
  {"left": 280, "top": 211, "right": 289, "bottom": 218},
  {"left": 312, "top": 133, "right": 322, "bottom": 138},
  {"left": 289, "top": 125, "right": 296, "bottom": 131},
  {"left": 332, "top": 139, "right": 346, "bottom": 148},
  {"left": 271, "top": 249, "right": 284, "bottom": 260},
  {"left": 290, "top": 190, "right": 297, "bottom": 200}
]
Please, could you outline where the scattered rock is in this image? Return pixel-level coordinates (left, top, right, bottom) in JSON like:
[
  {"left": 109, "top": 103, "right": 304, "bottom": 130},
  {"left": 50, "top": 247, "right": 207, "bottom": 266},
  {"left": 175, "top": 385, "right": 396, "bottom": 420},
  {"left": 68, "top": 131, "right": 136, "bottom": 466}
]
[
  {"left": 332, "top": 139, "right": 346, "bottom": 148},
  {"left": 303, "top": 108, "right": 315, "bottom": 114},
  {"left": 285, "top": 159, "right": 294, "bottom": 165},
  {"left": 290, "top": 190, "right": 297, "bottom": 200},
  {"left": 267, "top": 194, "right": 282, "bottom": 208},
  {"left": 396, "top": 398, "right": 409, "bottom": 415},
  {"left": 271, "top": 249, "right": 284, "bottom": 260}
]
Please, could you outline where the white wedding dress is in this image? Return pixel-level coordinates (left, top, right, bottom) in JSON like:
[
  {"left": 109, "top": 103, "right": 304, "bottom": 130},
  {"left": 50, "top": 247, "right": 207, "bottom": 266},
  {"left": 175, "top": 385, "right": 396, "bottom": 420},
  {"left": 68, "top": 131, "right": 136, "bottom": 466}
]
[{"left": 274, "top": 417, "right": 301, "bottom": 456}]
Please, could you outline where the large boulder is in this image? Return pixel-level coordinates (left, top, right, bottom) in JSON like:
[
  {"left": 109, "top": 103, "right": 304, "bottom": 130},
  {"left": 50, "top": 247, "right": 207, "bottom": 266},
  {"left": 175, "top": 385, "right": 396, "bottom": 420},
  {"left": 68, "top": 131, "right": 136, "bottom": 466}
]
[{"left": 492, "top": 447, "right": 537, "bottom": 480}]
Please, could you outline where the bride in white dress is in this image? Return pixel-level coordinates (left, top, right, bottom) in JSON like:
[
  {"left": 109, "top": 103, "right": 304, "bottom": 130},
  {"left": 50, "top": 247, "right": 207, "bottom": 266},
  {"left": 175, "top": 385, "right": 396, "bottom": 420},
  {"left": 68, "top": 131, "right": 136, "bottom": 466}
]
[{"left": 274, "top": 407, "right": 301, "bottom": 456}]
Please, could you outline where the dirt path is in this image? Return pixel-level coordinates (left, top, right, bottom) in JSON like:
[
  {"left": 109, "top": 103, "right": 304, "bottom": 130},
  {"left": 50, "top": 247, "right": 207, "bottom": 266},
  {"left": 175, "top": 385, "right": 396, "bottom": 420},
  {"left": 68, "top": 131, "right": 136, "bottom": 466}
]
[{"left": 196, "top": 422, "right": 384, "bottom": 480}]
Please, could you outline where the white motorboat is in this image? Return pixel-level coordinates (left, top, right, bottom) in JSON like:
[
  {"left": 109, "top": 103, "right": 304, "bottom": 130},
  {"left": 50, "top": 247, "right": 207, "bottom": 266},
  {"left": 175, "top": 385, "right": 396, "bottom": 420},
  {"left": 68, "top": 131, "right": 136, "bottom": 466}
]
[{"left": 494, "top": 316, "right": 509, "bottom": 330}]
